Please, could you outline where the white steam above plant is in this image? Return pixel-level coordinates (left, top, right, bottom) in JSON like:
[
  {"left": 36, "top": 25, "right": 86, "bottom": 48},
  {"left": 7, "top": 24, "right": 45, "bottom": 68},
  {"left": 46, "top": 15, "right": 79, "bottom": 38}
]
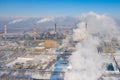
[
  {"left": 9, "top": 18, "right": 27, "bottom": 24},
  {"left": 65, "top": 12, "right": 119, "bottom": 80}
]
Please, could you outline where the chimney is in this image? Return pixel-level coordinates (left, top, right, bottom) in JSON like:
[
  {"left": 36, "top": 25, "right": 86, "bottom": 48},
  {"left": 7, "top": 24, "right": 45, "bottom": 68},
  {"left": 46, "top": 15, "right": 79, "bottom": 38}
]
[
  {"left": 55, "top": 23, "right": 57, "bottom": 39},
  {"left": 33, "top": 24, "right": 37, "bottom": 40},
  {"left": 4, "top": 24, "right": 7, "bottom": 40}
]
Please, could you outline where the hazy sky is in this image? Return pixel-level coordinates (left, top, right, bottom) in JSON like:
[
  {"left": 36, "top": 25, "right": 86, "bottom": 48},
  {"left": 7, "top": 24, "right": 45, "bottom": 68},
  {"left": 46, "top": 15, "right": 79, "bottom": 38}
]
[{"left": 0, "top": 0, "right": 120, "bottom": 17}]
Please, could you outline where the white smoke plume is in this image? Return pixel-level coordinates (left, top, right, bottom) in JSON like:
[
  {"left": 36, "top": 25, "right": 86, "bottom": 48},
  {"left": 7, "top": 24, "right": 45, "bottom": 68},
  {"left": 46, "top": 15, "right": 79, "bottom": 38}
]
[
  {"left": 65, "top": 36, "right": 104, "bottom": 80},
  {"left": 65, "top": 12, "right": 119, "bottom": 80},
  {"left": 9, "top": 18, "right": 26, "bottom": 24},
  {"left": 73, "top": 25, "right": 89, "bottom": 41},
  {"left": 36, "top": 17, "right": 55, "bottom": 24},
  {"left": 78, "top": 12, "right": 118, "bottom": 37}
]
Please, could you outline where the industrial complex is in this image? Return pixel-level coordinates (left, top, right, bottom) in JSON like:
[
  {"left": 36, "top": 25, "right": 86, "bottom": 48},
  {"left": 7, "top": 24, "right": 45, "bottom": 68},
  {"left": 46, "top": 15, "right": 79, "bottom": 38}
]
[
  {"left": 0, "top": 24, "right": 73, "bottom": 80},
  {"left": 0, "top": 22, "right": 120, "bottom": 80}
]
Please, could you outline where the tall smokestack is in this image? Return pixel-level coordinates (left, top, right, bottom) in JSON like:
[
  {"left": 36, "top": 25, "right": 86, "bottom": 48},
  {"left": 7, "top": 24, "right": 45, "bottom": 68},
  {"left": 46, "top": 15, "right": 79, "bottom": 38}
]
[
  {"left": 85, "top": 22, "right": 87, "bottom": 30},
  {"left": 4, "top": 24, "right": 7, "bottom": 40},
  {"left": 55, "top": 23, "right": 57, "bottom": 39},
  {"left": 55, "top": 23, "right": 56, "bottom": 33},
  {"left": 33, "top": 24, "right": 37, "bottom": 40}
]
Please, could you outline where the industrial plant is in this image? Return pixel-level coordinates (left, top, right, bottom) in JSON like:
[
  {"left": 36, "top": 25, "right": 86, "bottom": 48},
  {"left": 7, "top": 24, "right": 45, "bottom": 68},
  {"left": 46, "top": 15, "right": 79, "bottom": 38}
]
[
  {"left": 0, "top": 23, "right": 73, "bottom": 80},
  {"left": 0, "top": 13, "right": 120, "bottom": 80}
]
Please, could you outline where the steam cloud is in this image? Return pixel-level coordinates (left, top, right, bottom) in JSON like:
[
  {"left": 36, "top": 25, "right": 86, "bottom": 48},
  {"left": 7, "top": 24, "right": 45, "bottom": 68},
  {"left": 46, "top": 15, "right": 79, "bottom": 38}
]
[
  {"left": 65, "top": 12, "right": 119, "bottom": 80},
  {"left": 73, "top": 12, "right": 118, "bottom": 41},
  {"left": 9, "top": 18, "right": 26, "bottom": 24},
  {"left": 36, "top": 17, "right": 55, "bottom": 24}
]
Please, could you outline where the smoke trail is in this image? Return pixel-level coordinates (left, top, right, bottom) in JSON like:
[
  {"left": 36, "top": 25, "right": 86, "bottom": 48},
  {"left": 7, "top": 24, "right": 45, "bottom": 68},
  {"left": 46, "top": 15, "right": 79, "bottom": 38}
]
[
  {"left": 65, "top": 12, "right": 118, "bottom": 80},
  {"left": 36, "top": 17, "right": 55, "bottom": 24},
  {"left": 9, "top": 18, "right": 26, "bottom": 24}
]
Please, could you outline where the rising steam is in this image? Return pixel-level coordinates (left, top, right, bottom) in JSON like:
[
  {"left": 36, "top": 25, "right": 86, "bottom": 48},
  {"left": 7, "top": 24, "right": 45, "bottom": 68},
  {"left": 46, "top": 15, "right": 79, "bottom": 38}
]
[
  {"left": 65, "top": 12, "right": 119, "bottom": 80},
  {"left": 36, "top": 17, "right": 55, "bottom": 24},
  {"left": 9, "top": 18, "right": 26, "bottom": 24}
]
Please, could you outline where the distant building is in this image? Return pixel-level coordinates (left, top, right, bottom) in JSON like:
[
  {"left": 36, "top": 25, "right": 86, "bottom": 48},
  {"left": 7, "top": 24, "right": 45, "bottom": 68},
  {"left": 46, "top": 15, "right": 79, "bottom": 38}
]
[{"left": 44, "top": 40, "right": 58, "bottom": 48}]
